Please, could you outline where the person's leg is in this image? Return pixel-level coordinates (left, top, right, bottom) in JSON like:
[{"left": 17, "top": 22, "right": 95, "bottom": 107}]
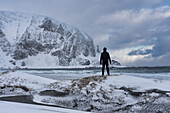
[
  {"left": 106, "top": 62, "right": 110, "bottom": 75},
  {"left": 102, "top": 62, "right": 105, "bottom": 76}
]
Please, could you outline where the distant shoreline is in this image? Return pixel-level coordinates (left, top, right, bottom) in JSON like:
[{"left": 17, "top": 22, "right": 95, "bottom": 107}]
[
  {"left": 0, "top": 65, "right": 125, "bottom": 70},
  {"left": 1, "top": 65, "right": 170, "bottom": 70}
]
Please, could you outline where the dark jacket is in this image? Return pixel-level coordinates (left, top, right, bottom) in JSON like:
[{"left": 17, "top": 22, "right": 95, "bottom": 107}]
[{"left": 100, "top": 51, "right": 111, "bottom": 64}]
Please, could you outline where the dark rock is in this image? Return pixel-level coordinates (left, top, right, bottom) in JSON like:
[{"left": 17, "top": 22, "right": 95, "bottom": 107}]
[
  {"left": 0, "top": 29, "right": 5, "bottom": 37},
  {"left": 66, "top": 31, "right": 72, "bottom": 38},
  {"left": 12, "top": 39, "right": 45, "bottom": 60},
  {"left": 96, "top": 45, "right": 100, "bottom": 53},
  {"left": 57, "top": 24, "right": 64, "bottom": 35},
  {"left": 51, "top": 50, "right": 61, "bottom": 57},
  {"left": 146, "top": 89, "right": 170, "bottom": 95},
  {"left": 39, "top": 18, "right": 57, "bottom": 32},
  {"left": 21, "top": 61, "right": 26, "bottom": 66},
  {"left": 0, "top": 95, "right": 34, "bottom": 104},
  {"left": 12, "top": 50, "right": 28, "bottom": 60},
  {"left": 119, "top": 86, "right": 170, "bottom": 97},
  {"left": 51, "top": 50, "right": 72, "bottom": 66},
  {"left": 0, "top": 85, "right": 29, "bottom": 92},
  {"left": 119, "top": 86, "right": 143, "bottom": 97},
  {"left": 44, "top": 44, "right": 54, "bottom": 50},
  {"left": 0, "top": 32, "right": 12, "bottom": 55},
  {"left": 79, "top": 59, "right": 90, "bottom": 65},
  {"left": 0, "top": 71, "right": 10, "bottom": 75},
  {"left": 9, "top": 60, "right": 16, "bottom": 65},
  {"left": 111, "top": 60, "right": 121, "bottom": 65},
  {"left": 39, "top": 90, "right": 69, "bottom": 97},
  {"left": 59, "top": 57, "right": 71, "bottom": 66},
  {"left": 83, "top": 48, "right": 89, "bottom": 57}
]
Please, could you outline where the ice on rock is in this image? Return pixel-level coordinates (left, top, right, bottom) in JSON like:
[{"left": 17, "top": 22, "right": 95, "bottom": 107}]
[{"left": 0, "top": 11, "right": 96, "bottom": 68}]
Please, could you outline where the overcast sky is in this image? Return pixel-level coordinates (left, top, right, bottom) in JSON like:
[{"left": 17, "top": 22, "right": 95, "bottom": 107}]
[{"left": 0, "top": 0, "right": 170, "bottom": 66}]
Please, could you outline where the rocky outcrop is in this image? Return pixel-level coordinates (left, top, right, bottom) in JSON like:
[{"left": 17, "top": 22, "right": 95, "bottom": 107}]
[
  {"left": 0, "top": 11, "right": 96, "bottom": 67},
  {"left": 39, "top": 90, "right": 69, "bottom": 97},
  {"left": 111, "top": 60, "right": 121, "bottom": 65}
]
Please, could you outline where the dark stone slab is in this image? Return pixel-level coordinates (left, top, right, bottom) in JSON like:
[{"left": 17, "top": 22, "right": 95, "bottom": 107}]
[
  {"left": 0, "top": 95, "right": 34, "bottom": 104},
  {"left": 39, "top": 90, "right": 69, "bottom": 97}
]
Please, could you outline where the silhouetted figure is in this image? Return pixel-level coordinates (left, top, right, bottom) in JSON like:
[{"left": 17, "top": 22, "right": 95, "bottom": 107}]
[{"left": 100, "top": 47, "right": 111, "bottom": 76}]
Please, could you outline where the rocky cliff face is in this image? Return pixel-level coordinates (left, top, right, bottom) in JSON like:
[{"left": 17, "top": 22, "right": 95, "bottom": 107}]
[{"left": 0, "top": 11, "right": 96, "bottom": 67}]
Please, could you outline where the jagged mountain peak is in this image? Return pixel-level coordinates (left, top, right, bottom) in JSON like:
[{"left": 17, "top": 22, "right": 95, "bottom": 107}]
[{"left": 0, "top": 11, "right": 96, "bottom": 67}]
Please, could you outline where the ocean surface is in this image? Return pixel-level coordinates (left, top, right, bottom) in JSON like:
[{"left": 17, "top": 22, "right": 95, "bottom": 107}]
[{"left": 1, "top": 66, "right": 170, "bottom": 80}]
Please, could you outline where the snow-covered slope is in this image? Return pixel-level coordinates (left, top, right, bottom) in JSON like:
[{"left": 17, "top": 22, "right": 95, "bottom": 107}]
[
  {"left": 0, "top": 71, "right": 170, "bottom": 112},
  {"left": 0, "top": 48, "right": 15, "bottom": 69},
  {"left": 0, "top": 11, "right": 96, "bottom": 68},
  {"left": 0, "top": 101, "right": 88, "bottom": 113}
]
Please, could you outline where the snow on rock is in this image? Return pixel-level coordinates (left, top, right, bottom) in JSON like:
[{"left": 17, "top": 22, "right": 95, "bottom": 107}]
[
  {"left": 0, "top": 71, "right": 56, "bottom": 94},
  {"left": 0, "top": 48, "right": 15, "bottom": 69},
  {"left": 0, "top": 101, "right": 88, "bottom": 113},
  {"left": 43, "top": 74, "right": 170, "bottom": 112},
  {"left": 0, "top": 11, "right": 96, "bottom": 68},
  {"left": 1, "top": 71, "right": 170, "bottom": 112}
]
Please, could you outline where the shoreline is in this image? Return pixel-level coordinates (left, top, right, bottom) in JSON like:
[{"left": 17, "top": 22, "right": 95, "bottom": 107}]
[
  {"left": 1, "top": 65, "right": 170, "bottom": 70},
  {"left": 0, "top": 95, "right": 68, "bottom": 109}
]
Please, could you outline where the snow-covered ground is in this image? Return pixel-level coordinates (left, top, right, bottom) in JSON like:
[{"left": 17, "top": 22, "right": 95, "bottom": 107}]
[
  {"left": 0, "top": 71, "right": 56, "bottom": 93},
  {"left": 0, "top": 49, "right": 16, "bottom": 69},
  {"left": 0, "top": 101, "right": 88, "bottom": 113},
  {"left": 0, "top": 71, "right": 170, "bottom": 112}
]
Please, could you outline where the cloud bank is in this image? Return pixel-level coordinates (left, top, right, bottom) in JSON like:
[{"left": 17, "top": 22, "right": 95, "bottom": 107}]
[
  {"left": 0, "top": 0, "right": 170, "bottom": 66},
  {"left": 96, "top": 6, "right": 170, "bottom": 66}
]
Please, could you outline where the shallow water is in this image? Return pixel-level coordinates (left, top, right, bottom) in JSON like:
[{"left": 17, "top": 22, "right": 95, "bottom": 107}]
[{"left": 1, "top": 66, "right": 170, "bottom": 80}]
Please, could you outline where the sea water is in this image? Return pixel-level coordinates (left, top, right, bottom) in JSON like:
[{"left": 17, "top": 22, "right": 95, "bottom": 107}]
[{"left": 1, "top": 66, "right": 170, "bottom": 80}]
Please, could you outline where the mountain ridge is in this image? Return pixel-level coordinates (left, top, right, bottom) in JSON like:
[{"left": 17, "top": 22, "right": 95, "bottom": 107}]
[
  {"left": 0, "top": 11, "right": 97, "bottom": 68},
  {"left": 0, "top": 11, "right": 121, "bottom": 68}
]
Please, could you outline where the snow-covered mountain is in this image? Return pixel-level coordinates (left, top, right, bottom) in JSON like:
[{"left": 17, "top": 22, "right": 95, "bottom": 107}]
[
  {"left": 0, "top": 11, "right": 97, "bottom": 68},
  {"left": 0, "top": 48, "right": 15, "bottom": 68}
]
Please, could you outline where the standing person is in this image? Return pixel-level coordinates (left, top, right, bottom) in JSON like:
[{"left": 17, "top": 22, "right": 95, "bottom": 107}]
[{"left": 100, "top": 47, "right": 111, "bottom": 76}]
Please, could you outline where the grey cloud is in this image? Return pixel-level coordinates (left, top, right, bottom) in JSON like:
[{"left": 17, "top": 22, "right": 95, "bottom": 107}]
[
  {"left": 127, "top": 30, "right": 170, "bottom": 58},
  {"left": 0, "top": 0, "right": 170, "bottom": 66},
  {"left": 97, "top": 6, "right": 170, "bottom": 66},
  {"left": 99, "top": 6, "right": 170, "bottom": 50},
  {"left": 126, "top": 52, "right": 170, "bottom": 66},
  {"left": 128, "top": 49, "right": 152, "bottom": 56},
  {"left": 151, "top": 36, "right": 170, "bottom": 57},
  {"left": 149, "top": 17, "right": 170, "bottom": 57}
]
